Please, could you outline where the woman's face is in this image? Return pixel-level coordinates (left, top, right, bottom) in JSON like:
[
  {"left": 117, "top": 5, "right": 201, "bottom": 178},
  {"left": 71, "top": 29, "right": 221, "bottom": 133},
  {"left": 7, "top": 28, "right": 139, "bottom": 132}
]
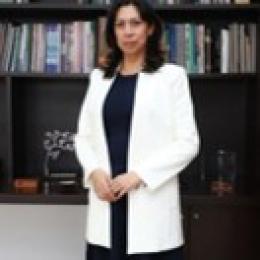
[{"left": 114, "top": 4, "right": 153, "bottom": 57}]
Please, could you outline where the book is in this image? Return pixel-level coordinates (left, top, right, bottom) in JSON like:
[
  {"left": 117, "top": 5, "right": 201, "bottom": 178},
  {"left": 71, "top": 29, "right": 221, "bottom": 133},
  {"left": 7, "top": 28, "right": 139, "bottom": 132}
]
[{"left": 45, "top": 23, "right": 61, "bottom": 73}]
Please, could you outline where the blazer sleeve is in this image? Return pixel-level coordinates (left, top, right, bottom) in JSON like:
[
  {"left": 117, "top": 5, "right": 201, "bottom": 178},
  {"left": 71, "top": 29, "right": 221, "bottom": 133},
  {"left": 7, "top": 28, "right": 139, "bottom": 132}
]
[
  {"left": 74, "top": 69, "right": 101, "bottom": 188},
  {"left": 133, "top": 67, "right": 200, "bottom": 191}
]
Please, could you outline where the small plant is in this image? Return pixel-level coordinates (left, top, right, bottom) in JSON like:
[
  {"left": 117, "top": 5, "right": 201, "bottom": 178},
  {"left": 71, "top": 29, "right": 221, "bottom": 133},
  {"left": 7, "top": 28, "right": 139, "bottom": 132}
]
[{"left": 43, "top": 130, "right": 75, "bottom": 177}]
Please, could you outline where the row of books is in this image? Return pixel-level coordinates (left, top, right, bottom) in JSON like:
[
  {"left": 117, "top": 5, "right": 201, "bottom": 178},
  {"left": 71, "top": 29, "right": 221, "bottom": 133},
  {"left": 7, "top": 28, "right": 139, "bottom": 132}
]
[
  {"left": 162, "top": 22, "right": 256, "bottom": 73},
  {"left": 97, "top": 17, "right": 256, "bottom": 74},
  {"left": 0, "top": 20, "right": 256, "bottom": 74},
  {"left": 0, "top": 21, "right": 95, "bottom": 73}
]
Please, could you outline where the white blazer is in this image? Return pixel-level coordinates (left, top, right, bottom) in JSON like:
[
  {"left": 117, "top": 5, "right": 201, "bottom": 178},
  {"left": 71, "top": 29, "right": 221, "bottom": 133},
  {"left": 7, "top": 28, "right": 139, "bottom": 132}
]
[{"left": 74, "top": 63, "right": 200, "bottom": 254}]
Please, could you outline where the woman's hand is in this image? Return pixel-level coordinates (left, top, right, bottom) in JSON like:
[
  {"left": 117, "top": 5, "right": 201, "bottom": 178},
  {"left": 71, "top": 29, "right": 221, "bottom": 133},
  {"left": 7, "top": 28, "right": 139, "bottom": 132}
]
[
  {"left": 89, "top": 169, "right": 116, "bottom": 202},
  {"left": 111, "top": 171, "right": 143, "bottom": 200}
]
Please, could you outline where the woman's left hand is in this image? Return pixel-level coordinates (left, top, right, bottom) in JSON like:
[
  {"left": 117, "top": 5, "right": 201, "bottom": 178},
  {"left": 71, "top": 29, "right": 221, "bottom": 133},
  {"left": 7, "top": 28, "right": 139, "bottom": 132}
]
[{"left": 111, "top": 171, "right": 143, "bottom": 201}]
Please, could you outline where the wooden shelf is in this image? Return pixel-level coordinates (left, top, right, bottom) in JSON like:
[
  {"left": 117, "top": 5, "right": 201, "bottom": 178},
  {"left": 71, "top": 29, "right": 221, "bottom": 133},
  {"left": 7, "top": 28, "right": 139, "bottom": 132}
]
[
  {"left": 0, "top": 72, "right": 89, "bottom": 79},
  {"left": 0, "top": 191, "right": 258, "bottom": 206},
  {"left": 182, "top": 194, "right": 260, "bottom": 207},
  {"left": 189, "top": 72, "right": 257, "bottom": 80},
  {"left": 0, "top": 72, "right": 257, "bottom": 80},
  {"left": 0, "top": 191, "right": 88, "bottom": 205},
  {"left": 0, "top": 3, "right": 258, "bottom": 22},
  {"left": 0, "top": 3, "right": 259, "bottom": 10}
]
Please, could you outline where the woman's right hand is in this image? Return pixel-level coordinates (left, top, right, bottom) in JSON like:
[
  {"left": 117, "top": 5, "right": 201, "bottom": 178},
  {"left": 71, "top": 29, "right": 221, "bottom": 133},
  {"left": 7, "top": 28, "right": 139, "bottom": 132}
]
[{"left": 89, "top": 169, "right": 116, "bottom": 202}]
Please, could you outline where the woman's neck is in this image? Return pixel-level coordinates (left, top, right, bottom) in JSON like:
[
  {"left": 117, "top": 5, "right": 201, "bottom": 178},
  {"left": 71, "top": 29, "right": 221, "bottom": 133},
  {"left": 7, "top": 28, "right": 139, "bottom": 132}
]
[{"left": 120, "top": 54, "right": 145, "bottom": 75}]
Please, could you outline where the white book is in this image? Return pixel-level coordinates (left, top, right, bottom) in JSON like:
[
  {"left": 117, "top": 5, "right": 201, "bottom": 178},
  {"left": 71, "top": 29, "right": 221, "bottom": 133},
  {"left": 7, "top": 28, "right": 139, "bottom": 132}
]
[
  {"left": 5, "top": 24, "right": 15, "bottom": 71},
  {"left": 239, "top": 24, "right": 245, "bottom": 73},
  {"left": 250, "top": 24, "right": 256, "bottom": 72},
  {"left": 82, "top": 22, "right": 95, "bottom": 73},
  {"left": 233, "top": 23, "right": 239, "bottom": 73},
  {"left": 31, "top": 24, "right": 38, "bottom": 72},
  {"left": 19, "top": 23, "right": 30, "bottom": 72},
  {"left": 70, "top": 21, "right": 82, "bottom": 73},
  {"left": 220, "top": 28, "right": 229, "bottom": 73},
  {"left": 197, "top": 24, "right": 205, "bottom": 74},
  {"left": 37, "top": 23, "right": 46, "bottom": 72}
]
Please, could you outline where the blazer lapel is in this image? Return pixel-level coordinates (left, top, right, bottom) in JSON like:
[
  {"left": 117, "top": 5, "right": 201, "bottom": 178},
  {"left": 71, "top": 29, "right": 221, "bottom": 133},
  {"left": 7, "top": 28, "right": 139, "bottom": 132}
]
[
  {"left": 96, "top": 74, "right": 117, "bottom": 174},
  {"left": 128, "top": 72, "right": 148, "bottom": 170}
]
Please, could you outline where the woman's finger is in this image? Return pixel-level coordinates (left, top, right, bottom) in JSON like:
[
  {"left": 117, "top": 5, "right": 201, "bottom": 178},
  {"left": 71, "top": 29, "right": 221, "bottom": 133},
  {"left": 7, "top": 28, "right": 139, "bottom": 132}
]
[
  {"left": 115, "top": 188, "right": 127, "bottom": 200},
  {"left": 111, "top": 180, "right": 122, "bottom": 192}
]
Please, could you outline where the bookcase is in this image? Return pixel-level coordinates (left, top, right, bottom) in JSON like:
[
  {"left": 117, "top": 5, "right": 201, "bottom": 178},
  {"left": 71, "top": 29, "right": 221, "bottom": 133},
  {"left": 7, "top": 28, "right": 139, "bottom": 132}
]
[{"left": 0, "top": 1, "right": 259, "bottom": 259}]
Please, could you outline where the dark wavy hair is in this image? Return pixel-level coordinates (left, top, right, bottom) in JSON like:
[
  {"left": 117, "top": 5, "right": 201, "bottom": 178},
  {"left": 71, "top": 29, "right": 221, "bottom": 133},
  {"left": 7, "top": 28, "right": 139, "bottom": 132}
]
[{"left": 99, "top": 0, "right": 165, "bottom": 78}]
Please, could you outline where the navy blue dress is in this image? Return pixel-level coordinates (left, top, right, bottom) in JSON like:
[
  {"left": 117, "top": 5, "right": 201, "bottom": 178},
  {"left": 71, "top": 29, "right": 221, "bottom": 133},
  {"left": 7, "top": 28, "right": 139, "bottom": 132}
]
[{"left": 86, "top": 72, "right": 184, "bottom": 260}]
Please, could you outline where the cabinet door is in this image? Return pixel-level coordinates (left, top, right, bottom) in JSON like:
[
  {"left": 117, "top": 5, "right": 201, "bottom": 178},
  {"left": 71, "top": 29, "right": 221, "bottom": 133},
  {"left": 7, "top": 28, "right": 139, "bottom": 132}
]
[
  {"left": 0, "top": 77, "right": 12, "bottom": 190},
  {"left": 182, "top": 204, "right": 190, "bottom": 260},
  {"left": 187, "top": 205, "right": 258, "bottom": 260}
]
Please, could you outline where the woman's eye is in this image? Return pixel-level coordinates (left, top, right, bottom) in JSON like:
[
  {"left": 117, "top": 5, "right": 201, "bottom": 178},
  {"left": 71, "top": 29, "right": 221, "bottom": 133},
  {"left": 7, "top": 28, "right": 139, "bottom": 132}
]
[
  {"left": 115, "top": 22, "right": 124, "bottom": 27},
  {"left": 131, "top": 20, "right": 142, "bottom": 26},
  {"left": 115, "top": 20, "right": 143, "bottom": 29}
]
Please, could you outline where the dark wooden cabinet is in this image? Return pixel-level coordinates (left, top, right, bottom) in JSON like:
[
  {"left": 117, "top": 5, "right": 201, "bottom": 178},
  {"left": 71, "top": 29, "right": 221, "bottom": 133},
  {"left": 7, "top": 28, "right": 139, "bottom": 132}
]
[
  {"left": 0, "top": 2, "right": 259, "bottom": 195},
  {"left": 182, "top": 196, "right": 259, "bottom": 260}
]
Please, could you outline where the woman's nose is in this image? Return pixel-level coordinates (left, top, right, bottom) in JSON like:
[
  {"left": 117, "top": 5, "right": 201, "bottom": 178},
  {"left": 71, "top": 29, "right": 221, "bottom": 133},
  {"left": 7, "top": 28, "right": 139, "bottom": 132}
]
[{"left": 124, "top": 23, "right": 133, "bottom": 35}]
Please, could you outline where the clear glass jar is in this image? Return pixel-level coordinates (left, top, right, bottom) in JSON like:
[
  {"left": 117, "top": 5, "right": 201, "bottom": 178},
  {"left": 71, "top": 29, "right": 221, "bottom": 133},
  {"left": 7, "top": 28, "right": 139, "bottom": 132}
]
[{"left": 210, "top": 149, "right": 237, "bottom": 196}]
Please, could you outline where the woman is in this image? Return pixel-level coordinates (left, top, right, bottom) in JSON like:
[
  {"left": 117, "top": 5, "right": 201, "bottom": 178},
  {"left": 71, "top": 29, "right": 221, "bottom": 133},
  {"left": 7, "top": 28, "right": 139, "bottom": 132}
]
[{"left": 74, "top": 0, "right": 200, "bottom": 259}]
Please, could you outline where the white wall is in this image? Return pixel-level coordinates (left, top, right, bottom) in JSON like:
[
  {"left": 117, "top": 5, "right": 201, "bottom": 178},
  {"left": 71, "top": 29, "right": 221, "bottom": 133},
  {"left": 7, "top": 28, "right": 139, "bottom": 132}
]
[{"left": 0, "top": 204, "right": 86, "bottom": 260}]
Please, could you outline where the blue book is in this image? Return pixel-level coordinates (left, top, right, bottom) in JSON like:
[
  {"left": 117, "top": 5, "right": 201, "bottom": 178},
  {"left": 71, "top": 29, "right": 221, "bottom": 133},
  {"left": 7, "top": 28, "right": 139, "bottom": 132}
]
[
  {"left": 45, "top": 23, "right": 61, "bottom": 73},
  {"left": 169, "top": 23, "right": 177, "bottom": 64}
]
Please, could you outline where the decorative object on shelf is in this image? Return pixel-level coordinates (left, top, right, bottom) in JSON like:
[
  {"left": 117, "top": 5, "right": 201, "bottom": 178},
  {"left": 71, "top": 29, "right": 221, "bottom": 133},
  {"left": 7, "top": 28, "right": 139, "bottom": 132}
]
[
  {"left": 234, "top": 0, "right": 250, "bottom": 4},
  {"left": 13, "top": 178, "right": 39, "bottom": 194},
  {"left": 209, "top": 149, "right": 237, "bottom": 197},
  {"left": 42, "top": 130, "right": 81, "bottom": 194},
  {"left": 43, "top": 130, "right": 75, "bottom": 176},
  {"left": 46, "top": 172, "right": 81, "bottom": 194}
]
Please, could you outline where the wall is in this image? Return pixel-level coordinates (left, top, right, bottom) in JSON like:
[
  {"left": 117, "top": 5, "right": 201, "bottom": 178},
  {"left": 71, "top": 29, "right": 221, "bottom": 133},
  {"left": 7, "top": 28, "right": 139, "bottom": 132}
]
[{"left": 0, "top": 204, "right": 86, "bottom": 260}]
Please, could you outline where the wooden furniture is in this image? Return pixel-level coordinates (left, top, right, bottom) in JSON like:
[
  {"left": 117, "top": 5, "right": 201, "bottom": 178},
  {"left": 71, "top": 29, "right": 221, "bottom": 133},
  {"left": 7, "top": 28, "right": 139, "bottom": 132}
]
[{"left": 0, "top": 2, "right": 259, "bottom": 260}]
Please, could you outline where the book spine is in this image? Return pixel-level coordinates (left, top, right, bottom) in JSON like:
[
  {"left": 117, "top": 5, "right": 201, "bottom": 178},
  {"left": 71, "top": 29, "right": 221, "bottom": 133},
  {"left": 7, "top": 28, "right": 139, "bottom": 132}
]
[{"left": 45, "top": 23, "right": 61, "bottom": 73}]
